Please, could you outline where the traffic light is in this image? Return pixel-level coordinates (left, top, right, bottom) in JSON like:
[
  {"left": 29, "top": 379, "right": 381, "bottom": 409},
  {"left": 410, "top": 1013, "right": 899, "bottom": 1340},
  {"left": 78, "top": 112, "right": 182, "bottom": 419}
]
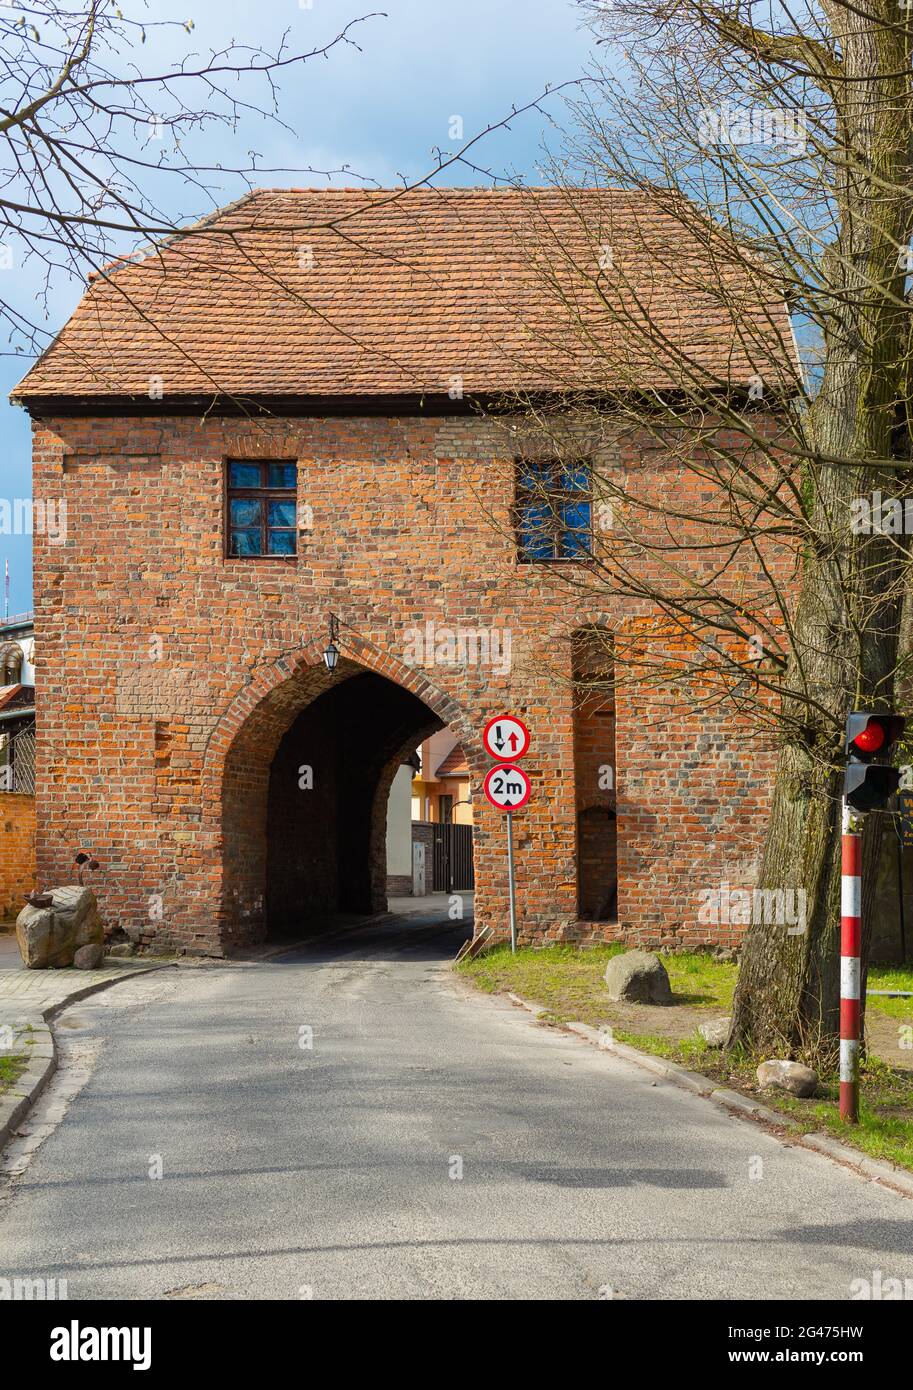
[{"left": 844, "top": 711, "right": 906, "bottom": 811}]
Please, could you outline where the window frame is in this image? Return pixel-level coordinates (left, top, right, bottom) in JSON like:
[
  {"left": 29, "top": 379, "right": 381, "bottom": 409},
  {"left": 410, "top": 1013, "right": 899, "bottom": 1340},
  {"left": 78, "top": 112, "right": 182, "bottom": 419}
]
[
  {"left": 514, "top": 457, "right": 593, "bottom": 564},
  {"left": 0, "top": 645, "right": 22, "bottom": 684},
  {"left": 224, "top": 459, "right": 299, "bottom": 561}
]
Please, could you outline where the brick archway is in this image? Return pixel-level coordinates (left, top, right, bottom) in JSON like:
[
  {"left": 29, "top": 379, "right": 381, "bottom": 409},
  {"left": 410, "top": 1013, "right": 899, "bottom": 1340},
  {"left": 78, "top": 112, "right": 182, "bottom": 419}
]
[{"left": 200, "top": 636, "right": 474, "bottom": 947}]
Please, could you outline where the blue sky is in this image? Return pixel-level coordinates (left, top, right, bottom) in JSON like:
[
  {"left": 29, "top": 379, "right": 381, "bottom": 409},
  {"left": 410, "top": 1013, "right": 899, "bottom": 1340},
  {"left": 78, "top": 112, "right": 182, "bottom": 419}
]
[{"left": 0, "top": 0, "right": 597, "bottom": 614}]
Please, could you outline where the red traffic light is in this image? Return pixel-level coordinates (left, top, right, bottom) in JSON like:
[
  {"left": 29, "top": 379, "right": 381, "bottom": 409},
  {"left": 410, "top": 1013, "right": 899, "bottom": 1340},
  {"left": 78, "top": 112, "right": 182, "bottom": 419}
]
[
  {"left": 846, "top": 712, "right": 906, "bottom": 763},
  {"left": 852, "top": 723, "right": 885, "bottom": 754}
]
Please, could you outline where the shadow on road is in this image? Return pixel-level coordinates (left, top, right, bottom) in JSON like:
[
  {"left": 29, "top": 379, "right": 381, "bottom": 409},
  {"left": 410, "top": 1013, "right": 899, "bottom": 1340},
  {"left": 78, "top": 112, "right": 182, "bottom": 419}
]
[{"left": 266, "top": 902, "right": 473, "bottom": 966}]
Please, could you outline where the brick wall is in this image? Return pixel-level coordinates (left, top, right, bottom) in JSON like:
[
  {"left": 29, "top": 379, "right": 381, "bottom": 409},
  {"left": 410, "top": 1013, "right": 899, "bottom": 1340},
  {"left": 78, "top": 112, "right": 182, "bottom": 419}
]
[
  {"left": 386, "top": 874, "right": 413, "bottom": 896},
  {"left": 30, "top": 411, "right": 784, "bottom": 953},
  {"left": 0, "top": 793, "right": 35, "bottom": 920}
]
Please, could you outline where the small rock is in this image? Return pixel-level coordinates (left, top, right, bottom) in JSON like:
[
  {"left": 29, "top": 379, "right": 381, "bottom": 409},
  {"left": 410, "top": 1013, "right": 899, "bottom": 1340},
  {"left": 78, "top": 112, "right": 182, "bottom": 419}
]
[
  {"left": 756, "top": 1059, "right": 818, "bottom": 1098},
  {"left": 73, "top": 943, "right": 104, "bottom": 970},
  {"left": 604, "top": 949, "right": 672, "bottom": 1005},
  {"left": 108, "top": 942, "right": 136, "bottom": 959},
  {"left": 699, "top": 1016, "right": 732, "bottom": 1047}
]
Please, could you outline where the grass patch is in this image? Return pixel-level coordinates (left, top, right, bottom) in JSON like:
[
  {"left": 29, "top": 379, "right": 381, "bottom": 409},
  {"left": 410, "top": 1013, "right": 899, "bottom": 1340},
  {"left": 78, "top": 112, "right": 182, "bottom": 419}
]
[
  {"left": 867, "top": 964, "right": 913, "bottom": 1021},
  {"left": 0, "top": 1053, "right": 28, "bottom": 1095},
  {"left": 457, "top": 942, "right": 735, "bottom": 1028},
  {"left": 611, "top": 1028, "right": 712, "bottom": 1065},
  {"left": 705, "top": 1052, "right": 913, "bottom": 1171}
]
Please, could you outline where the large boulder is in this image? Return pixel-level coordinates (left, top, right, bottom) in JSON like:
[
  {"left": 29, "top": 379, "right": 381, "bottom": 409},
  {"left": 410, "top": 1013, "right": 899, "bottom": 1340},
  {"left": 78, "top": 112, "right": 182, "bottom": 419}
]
[
  {"left": 15, "top": 887, "right": 103, "bottom": 969},
  {"left": 604, "top": 949, "right": 673, "bottom": 1005},
  {"left": 756, "top": 1059, "right": 819, "bottom": 1098}
]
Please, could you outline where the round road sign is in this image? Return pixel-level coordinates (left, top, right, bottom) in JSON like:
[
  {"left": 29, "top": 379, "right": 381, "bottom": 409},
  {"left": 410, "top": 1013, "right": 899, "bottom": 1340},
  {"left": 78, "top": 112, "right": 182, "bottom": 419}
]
[
  {"left": 483, "top": 762, "right": 532, "bottom": 811},
  {"left": 483, "top": 714, "right": 530, "bottom": 761}
]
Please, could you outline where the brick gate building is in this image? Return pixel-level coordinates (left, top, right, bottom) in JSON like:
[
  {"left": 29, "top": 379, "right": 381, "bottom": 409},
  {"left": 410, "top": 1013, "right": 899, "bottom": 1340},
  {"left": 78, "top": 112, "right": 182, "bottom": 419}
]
[{"left": 13, "top": 188, "right": 793, "bottom": 955}]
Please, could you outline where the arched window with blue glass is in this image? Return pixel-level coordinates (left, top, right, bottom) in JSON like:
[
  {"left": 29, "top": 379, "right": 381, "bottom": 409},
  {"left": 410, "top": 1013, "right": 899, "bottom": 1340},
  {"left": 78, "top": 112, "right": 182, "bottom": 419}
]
[
  {"left": 226, "top": 460, "right": 298, "bottom": 557},
  {"left": 514, "top": 458, "right": 592, "bottom": 561}
]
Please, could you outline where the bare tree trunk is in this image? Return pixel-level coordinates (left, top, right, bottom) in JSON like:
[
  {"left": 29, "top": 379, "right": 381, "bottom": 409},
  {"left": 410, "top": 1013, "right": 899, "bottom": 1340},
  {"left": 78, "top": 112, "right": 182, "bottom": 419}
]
[{"left": 730, "top": 2, "right": 913, "bottom": 1060}]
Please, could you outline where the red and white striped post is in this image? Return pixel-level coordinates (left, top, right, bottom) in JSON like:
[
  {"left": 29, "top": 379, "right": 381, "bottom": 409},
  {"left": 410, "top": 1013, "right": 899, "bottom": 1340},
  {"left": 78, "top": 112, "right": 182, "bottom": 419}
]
[{"left": 840, "top": 800, "right": 862, "bottom": 1123}]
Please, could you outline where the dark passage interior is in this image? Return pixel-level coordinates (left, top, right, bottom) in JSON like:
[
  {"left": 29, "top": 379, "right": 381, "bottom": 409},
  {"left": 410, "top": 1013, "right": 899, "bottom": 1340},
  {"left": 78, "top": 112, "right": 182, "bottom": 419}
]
[
  {"left": 264, "top": 671, "right": 441, "bottom": 935},
  {"left": 572, "top": 627, "right": 618, "bottom": 921}
]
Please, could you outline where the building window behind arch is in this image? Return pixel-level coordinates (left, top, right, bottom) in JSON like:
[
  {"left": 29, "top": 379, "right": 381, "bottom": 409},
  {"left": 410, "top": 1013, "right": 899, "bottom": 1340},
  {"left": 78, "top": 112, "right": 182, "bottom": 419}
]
[{"left": 0, "top": 645, "right": 22, "bottom": 685}]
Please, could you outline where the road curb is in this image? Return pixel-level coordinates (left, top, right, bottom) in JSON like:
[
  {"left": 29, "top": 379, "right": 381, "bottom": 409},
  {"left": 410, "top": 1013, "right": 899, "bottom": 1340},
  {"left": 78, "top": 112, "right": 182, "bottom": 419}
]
[
  {"left": 0, "top": 1011, "right": 55, "bottom": 1155},
  {"left": 0, "top": 963, "right": 172, "bottom": 1153},
  {"left": 502, "top": 989, "right": 913, "bottom": 1202}
]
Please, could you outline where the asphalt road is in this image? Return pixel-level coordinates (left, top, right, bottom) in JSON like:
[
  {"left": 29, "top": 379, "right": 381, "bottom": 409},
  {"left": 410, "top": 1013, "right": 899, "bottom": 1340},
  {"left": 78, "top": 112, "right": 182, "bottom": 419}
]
[{"left": 2, "top": 909, "right": 913, "bottom": 1301}]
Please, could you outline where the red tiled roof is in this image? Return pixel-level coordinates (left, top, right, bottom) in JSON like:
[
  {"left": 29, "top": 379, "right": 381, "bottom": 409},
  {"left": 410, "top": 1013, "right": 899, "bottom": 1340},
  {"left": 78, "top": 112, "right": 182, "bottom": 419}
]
[
  {"left": 435, "top": 743, "right": 470, "bottom": 778},
  {"left": 13, "top": 187, "right": 796, "bottom": 403},
  {"left": 0, "top": 684, "right": 28, "bottom": 712}
]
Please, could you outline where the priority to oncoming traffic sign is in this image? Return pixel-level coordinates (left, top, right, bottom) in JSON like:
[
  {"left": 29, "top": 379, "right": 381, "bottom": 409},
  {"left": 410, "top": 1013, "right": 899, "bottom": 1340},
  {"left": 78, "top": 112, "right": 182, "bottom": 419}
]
[{"left": 483, "top": 714, "right": 530, "bottom": 762}]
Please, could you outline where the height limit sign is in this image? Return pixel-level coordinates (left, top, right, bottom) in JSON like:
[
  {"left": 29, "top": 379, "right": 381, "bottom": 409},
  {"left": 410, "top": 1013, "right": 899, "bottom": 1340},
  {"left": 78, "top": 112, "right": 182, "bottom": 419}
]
[
  {"left": 483, "top": 763, "right": 531, "bottom": 810},
  {"left": 482, "top": 714, "right": 532, "bottom": 954}
]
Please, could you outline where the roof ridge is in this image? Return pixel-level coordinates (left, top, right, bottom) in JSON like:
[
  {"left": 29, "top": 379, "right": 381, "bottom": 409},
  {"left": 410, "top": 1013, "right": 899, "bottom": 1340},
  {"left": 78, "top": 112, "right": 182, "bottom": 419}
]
[{"left": 245, "top": 184, "right": 632, "bottom": 194}]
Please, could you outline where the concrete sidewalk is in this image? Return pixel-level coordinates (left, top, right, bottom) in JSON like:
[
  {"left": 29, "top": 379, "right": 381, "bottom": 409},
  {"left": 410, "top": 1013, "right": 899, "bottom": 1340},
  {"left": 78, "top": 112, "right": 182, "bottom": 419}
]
[
  {"left": 388, "top": 891, "right": 474, "bottom": 916},
  {"left": 0, "top": 958, "right": 158, "bottom": 1012}
]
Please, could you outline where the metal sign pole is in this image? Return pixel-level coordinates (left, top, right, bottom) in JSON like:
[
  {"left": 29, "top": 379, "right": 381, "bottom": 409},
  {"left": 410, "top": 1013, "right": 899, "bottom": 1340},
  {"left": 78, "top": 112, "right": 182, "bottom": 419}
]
[{"left": 506, "top": 809, "right": 518, "bottom": 954}]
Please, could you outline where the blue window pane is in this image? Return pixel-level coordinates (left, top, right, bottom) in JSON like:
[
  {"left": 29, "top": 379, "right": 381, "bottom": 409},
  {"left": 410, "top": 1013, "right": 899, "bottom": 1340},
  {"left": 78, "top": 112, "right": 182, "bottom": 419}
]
[
  {"left": 268, "top": 464, "right": 297, "bottom": 489},
  {"left": 518, "top": 460, "right": 550, "bottom": 490},
  {"left": 230, "top": 498, "right": 262, "bottom": 527},
  {"left": 268, "top": 529, "right": 296, "bottom": 555},
  {"left": 268, "top": 500, "right": 296, "bottom": 527},
  {"left": 229, "top": 462, "right": 261, "bottom": 488},
  {"left": 562, "top": 465, "right": 589, "bottom": 492},
  {"left": 519, "top": 504, "right": 555, "bottom": 560},
  {"left": 562, "top": 500, "right": 591, "bottom": 530},
  {"left": 561, "top": 501, "right": 592, "bottom": 557},
  {"left": 230, "top": 528, "right": 262, "bottom": 556}
]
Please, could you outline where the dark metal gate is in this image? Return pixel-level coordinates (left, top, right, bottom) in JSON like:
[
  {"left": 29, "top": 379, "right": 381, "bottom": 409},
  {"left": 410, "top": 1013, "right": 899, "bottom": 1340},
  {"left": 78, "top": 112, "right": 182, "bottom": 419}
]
[{"left": 432, "top": 822, "right": 475, "bottom": 891}]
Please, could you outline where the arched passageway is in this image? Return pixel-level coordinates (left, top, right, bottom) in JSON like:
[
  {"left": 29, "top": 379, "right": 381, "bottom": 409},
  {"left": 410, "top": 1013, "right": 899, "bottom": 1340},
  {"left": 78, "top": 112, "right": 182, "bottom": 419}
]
[
  {"left": 218, "top": 655, "right": 453, "bottom": 943},
  {"left": 265, "top": 670, "right": 441, "bottom": 933}
]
